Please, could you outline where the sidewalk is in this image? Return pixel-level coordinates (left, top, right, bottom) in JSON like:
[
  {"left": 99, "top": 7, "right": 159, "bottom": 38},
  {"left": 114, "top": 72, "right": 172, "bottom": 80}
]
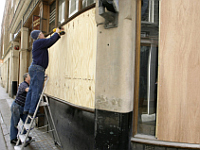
[{"left": 0, "top": 85, "right": 62, "bottom": 150}]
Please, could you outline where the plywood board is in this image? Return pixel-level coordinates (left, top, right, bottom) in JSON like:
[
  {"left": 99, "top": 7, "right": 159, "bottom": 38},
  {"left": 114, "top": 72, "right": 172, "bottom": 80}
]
[
  {"left": 157, "top": 0, "right": 200, "bottom": 144},
  {"left": 45, "top": 9, "right": 96, "bottom": 109}
]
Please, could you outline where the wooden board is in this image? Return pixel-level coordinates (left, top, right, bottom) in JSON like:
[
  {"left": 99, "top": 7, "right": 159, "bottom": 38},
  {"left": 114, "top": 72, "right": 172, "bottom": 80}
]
[
  {"left": 45, "top": 9, "right": 96, "bottom": 109},
  {"left": 157, "top": 0, "right": 200, "bottom": 144}
]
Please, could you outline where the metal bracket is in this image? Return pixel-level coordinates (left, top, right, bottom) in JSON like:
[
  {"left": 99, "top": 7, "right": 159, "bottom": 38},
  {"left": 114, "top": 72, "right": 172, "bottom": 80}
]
[{"left": 99, "top": 0, "right": 119, "bottom": 29}]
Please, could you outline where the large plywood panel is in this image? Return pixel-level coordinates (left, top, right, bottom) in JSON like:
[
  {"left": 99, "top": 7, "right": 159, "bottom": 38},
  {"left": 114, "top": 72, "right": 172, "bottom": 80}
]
[
  {"left": 157, "top": 0, "right": 200, "bottom": 143},
  {"left": 45, "top": 9, "right": 96, "bottom": 109}
]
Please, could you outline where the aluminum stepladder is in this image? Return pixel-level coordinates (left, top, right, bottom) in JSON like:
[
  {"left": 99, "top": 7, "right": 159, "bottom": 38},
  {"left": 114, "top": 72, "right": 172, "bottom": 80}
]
[{"left": 14, "top": 76, "right": 62, "bottom": 150}]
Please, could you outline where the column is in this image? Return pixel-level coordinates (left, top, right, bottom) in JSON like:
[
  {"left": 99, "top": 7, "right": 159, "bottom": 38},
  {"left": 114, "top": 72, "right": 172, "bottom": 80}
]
[
  {"left": 10, "top": 41, "right": 19, "bottom": 97},
  {"left": 19, "top": 27, "right": 29, "bottom": 83},
  {"left": 94, "top": 0, "right": 136, "bottom": 149}
]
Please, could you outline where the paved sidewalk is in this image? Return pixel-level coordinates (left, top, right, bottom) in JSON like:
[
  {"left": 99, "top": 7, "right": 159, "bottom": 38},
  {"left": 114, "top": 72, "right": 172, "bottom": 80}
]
[{"left": 0, "top": 85, "right": 62, "bottom": 150}]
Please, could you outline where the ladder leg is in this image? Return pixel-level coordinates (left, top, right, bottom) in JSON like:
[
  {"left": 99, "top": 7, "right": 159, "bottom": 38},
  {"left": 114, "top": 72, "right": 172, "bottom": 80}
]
[
  {"left": 44, "top": 95, "right": 62, "bottom": 147},
  {"left": 14, "top": 76, "right": 62, "bottom": 150}
]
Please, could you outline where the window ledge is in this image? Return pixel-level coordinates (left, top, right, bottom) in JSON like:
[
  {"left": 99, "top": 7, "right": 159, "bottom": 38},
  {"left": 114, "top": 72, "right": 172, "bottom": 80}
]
[{"left": 132, "top": 135, "right": 200, "bottom": 149}]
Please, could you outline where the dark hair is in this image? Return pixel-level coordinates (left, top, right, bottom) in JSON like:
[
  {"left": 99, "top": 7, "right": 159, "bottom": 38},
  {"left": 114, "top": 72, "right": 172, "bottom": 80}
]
[{"left": 23, "top": 73, "right": 29, "bottom": 81}]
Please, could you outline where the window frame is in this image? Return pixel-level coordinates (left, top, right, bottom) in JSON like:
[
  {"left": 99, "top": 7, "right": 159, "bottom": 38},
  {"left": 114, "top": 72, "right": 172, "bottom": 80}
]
[
  {"left": 68, "top": 0, "right": 79, "bottom": 18},
  {"left": 47, "top": 0, "right": 95, "bottom": 35},
  {"left": 49, "top": 1, "right": 56, "bottom": 32},
  {"left": 133, "top": 0, "right": 159, "bottom": 137},
  {"left": 58, "top": 0, "right": 66, "bottom": 25},
  {"left": 82, "top": 0, "right": 95, "bottom": 9}
]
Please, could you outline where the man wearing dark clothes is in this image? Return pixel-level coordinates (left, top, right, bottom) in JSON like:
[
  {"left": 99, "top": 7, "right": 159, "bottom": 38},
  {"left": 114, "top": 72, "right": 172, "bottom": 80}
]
[
  {"left": 10, "top": 73, "right": 32, "bottom": 144},
  {"left": 23, "top": 28, "right": 62, "bottom": 116}
]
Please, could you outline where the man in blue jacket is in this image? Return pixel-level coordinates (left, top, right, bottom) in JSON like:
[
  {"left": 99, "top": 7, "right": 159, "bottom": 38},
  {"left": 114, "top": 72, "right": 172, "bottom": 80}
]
[{"left": 24, "top": 28, "right": 63, "bottom": 116}]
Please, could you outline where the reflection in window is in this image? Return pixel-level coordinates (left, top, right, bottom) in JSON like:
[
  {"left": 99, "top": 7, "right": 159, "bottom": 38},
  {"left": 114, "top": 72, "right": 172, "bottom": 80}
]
[
  {"left": 69, "top": 0, "right": 79, "bottom": 18},
  {"left": 49, "top": 1, "right": 56, "bottom": 32},
  {"left": 58, "top": 0, "right": 65, "bottom": 25},
  {"left": 137, "top": 0, "right": 159, "bottom": 136},
  {"left": 82, "top": 0, "right": 95, "bottom": 9}
]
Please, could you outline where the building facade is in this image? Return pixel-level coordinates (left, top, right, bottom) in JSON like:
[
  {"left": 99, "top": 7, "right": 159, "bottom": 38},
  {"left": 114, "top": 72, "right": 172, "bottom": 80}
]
[{"left": 1, "top": 0, "right": 200, "bottom": 150}]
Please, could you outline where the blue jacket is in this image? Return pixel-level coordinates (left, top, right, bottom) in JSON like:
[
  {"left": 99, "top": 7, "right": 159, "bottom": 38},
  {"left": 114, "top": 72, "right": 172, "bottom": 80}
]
[{"left": 32, "top": 33, "right": 60, "bottom": 69}]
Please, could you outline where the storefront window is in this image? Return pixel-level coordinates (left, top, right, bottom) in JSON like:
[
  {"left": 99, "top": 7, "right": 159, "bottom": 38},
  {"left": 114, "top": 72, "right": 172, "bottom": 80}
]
[
  {"left": 82, "top": 0, "right": 95, "bottom": 9},
  {"left": 69, "top": 0, "right": 79, "bottom": 17},
  {"left": 58, "top": 0, "right": 65, "bottom": 25},
  {"left": 137, "top": 0, "right": 159, "bottom": 136}
]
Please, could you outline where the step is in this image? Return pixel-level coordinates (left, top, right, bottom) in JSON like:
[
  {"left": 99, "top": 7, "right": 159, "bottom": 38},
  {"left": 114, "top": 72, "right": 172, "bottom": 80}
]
[
  {"left": 39, "top": 101, "right": 48, "bottom": 106},
  {"left": 24, "top": 122, "right": 35, "bottom": 130}
]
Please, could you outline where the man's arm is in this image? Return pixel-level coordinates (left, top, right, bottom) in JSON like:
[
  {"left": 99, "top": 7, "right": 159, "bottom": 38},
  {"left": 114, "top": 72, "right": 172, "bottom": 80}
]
[
  {"left": 17, "top": 82, "right": 29, "bottom": 94},
  {"left": 37, "top": 33, "right": 61, "bottom": 49}
]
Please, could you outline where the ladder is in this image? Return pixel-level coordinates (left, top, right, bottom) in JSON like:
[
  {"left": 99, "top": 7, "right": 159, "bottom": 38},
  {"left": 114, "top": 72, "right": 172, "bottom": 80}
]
[{"left": 14, "top": 76, "right": 62, "bottom": 150}]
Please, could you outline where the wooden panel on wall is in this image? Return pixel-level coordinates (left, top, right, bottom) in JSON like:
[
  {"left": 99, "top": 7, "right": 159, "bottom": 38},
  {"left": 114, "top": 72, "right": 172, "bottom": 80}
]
[
  {"left": 45, "top": 9, "right": 96, "bottom": 109},
  {"left": 157, "top": 0, "right": 200, "bottom": 144}
]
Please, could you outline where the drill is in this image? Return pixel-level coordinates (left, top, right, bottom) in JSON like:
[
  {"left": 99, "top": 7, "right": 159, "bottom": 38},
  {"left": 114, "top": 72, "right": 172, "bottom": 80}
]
[{"left": 53, "top": 27, "right": 65, "bottom": 35}]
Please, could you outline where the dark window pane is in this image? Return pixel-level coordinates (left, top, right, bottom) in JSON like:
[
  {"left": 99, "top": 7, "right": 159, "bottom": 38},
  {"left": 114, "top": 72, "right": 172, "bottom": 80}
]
[{"left": 137, "top": 0, "right": 159, "bottom": 136}]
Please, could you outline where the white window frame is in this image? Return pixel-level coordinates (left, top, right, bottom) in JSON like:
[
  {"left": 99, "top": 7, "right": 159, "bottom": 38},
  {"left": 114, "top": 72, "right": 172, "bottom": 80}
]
[
  {"left": 11, "top": 0, "right": 13, "bottom": 8},
  {"left": 82, "top": 0, "right": 95, "bottom": 9},
  {"left": 58, "top": 0, "right": 65, "bottom": 24},
  {"left": 69, "top": 0, "right": 79, "bottom": 18}
]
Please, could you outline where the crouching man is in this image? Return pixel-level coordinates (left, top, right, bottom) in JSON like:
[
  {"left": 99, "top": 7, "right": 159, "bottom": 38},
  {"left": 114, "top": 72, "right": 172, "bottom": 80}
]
[{"left": 10, "top": 73, "right": 32, "bottom": 145}]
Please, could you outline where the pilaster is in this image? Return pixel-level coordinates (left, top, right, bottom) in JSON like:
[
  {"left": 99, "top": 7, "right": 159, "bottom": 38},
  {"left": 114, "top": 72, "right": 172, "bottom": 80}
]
[
  {"left": 94, "top": 0, "right": 137, "bottom": 149},
  {"left": 10, "top": 41, "right": 19, "bottom": 97},
  {"left": 19, "top": 27, "right": 29, "bottom": 83}
]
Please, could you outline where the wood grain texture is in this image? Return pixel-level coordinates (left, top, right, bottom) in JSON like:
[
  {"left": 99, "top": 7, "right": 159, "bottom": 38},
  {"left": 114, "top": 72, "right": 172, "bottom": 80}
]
[
  {"left": 45, "top": 9, "right": 96, "bottom": 109},
  {"left": 157, "top": 0, "right": 200, "bottom": 143}
]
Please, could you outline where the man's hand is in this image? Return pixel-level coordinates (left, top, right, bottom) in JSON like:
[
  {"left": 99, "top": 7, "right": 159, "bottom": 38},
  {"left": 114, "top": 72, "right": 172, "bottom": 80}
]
[
  {"left": 56, "top": 28, "right": 61, "bottom": 33},
  {"left": 25, "top": 87, "right": 29, "bottom": 92}
]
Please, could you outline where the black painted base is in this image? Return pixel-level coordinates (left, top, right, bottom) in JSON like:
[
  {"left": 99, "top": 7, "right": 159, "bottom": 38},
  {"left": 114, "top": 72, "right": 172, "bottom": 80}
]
[
  {"left": 95, "top": 109, "right": 133, "bottom": 150},
  {"left": 48, "top": 97, "right": 95, "bottom": 150}
]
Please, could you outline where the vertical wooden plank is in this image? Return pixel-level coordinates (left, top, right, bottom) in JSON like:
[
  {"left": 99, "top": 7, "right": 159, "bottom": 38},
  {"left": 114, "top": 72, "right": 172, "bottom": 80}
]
[{"left": 157, "top": 0, "right": 200, "bottom": 144}]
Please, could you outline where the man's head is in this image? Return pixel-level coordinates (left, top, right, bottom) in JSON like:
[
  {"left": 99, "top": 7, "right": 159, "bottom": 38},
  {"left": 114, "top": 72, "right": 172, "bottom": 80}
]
[
  {"left": 30, "top": 30, "right": 45, "bottom": 40},
  {"left": 23, "top": 73, "right": 30, "bottom": 84}
]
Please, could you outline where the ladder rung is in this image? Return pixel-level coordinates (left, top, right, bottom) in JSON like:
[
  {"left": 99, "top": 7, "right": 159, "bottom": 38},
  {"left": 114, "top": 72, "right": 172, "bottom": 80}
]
[
  {"left": 40, "top": 101, "right": 48, "bottom": 106},
  {"left": 14, "top": 145, "right": 22, "bottom": 150},
  {"left": 34, "top": 129, "right": 55, "bottom": 136},
  {"left": 28, "top": 115, "right": 36, "bottom": 119},
  {"left": 24, "top": 123, "right": 35, "bottom": 130},
  {"left": 36, "top": 124, "right": 48, "bottom": 129}
]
